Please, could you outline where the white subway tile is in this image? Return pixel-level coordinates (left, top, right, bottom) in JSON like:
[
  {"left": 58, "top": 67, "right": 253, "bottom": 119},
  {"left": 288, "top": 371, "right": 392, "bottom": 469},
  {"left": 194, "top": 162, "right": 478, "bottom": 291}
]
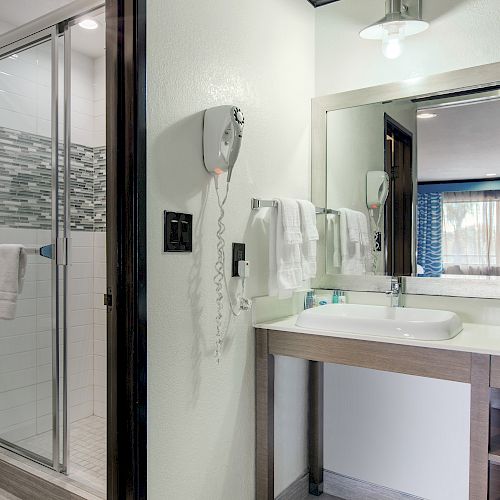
[
  {"left": 0, "top": 350, "right": 36, "bottom": 373},
  {"left": 36, "top": 331, "right": 51, "bottom": 349},
  {"left": 36, "top": 413, "right": 51, "bottom": 434},
  {"left": 94, "top": 262, "right": 106, "bottom": 279},
  {"left": 69, "top": 370, "right": 93, "bottom": 390},
  {"left": 15, "top": 299, "right": 36, "bottom": 317},
  {"left": 93, "top": 232, "right": 106, "bottom": 247},
  {"left": 93, "top": 277, "right": 106, "bottom": 294},
  {"left": 0, "top": 107, "right": 36, "bottom": 134},
  {"left": 0, "top": 90, "right": 36, "bottom": 117},
  {"left": 36, "top": 314, "right": 51, "bottom": 332},
  {"left": 70, "top": 309, "right": 93, "bottom": 327},
  {"left": 93, "top": 324, "right": 106, "bottom": 342},
  {"left": 94, "top": 355, "right": 106, "bottom": 374},
  {"left": 93, "top": 245, "right": 106, "bottom": 263},
  {"left": 0, "top": 386, "right": 36, "bottom": 411},
  {"left": 71, "top": 232, "right": 94, "bottom": 247},
  {"left": 93, "top": 368, "right": 106, "bottom": 388},
  {"left": 36, "top": 364, "right": 51, "bottom": 384},
  {"left": 36, "top": 397, "right": 51, "bottom": 418},
  {"left": 0, "top": 334, "right": 36, "bottom": 355},
  {"left": 71, "top": 262, "right": 93, "bottom": 280},
  {"left": 71, "top": 278, "right": 92, "bottom": 295},
  {"left": 0, "top": 316, "right": 36, "bottom": 336},
  {"left": 94, "top": 339, "right": 105, "bottom": 357},
  {"left": 0, "top": 367, "right": 35, "bottom": 392},
  {"left": 93, "top": 309, "right": 106, "bottom": 326},
  {"left": 36, "top": 381, "right": 51, "bottom": 401},
  {"left": 36, "top": 297, "right": 51, "bottom": 316},
  {"left": 70, "top": 293, "right": 92, "bottom": 311},
  {"left": 0, "top": 71, "right": 37, "bottom": 100},
  {"left": 72, "top": 246, "right": 93, "bottom": 263}
]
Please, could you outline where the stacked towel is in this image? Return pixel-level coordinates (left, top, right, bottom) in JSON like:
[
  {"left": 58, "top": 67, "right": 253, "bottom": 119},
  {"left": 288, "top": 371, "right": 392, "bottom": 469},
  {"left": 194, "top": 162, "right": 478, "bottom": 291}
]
[
  {"left": 268, "top": 198, "right": 319, "bottom": 298},
  {"left": 297, "top": 200, "right": 319, "bottom": 281},
  {"left": 339, "top": 208, "right": 370, "bottom": 275},
  {"left": 0, "top": 245, "right": 27, "bottom": 320}
]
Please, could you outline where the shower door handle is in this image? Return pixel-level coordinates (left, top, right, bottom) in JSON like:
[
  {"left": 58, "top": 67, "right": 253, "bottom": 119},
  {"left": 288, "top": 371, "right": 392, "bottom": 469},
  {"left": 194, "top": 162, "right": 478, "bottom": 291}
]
[{"left": 39, "top": 244, "right": 54, "bottom": 259}]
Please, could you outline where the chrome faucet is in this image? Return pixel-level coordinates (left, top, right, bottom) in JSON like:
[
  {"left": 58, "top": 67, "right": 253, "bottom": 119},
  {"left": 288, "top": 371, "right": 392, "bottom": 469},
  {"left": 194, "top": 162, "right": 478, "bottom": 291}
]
[{"left": 386, "top": 276, "right": 403, "bottom": 307}]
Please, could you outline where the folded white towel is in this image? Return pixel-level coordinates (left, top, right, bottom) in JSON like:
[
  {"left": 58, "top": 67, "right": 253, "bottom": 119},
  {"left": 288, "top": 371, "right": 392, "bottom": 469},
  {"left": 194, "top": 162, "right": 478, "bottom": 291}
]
[
  {"left": 326, "top": 214, "right": 341, "bottom": 274},
  {"left": 297, "top": 199, "right": 319, "bottom": 281},
  {"left": 280, "top": 198, "right": 302, "bottom": 245},
  {"left": 268, "top": 199, "right": 303, "bottom": 299},
  {"left": 0, "top": 244, "right": 27, "bottom": 320},
  {"left": 339, "top": 208, "right": 370, "bottom": 275}
]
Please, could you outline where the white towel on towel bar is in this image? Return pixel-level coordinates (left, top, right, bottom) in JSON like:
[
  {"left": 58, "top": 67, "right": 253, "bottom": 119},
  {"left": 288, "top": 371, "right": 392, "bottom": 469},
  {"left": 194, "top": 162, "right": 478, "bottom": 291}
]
[
  {"left": 297, "top": 199, "right": 319, "bottom": 281},
  {"left": 339, "top": 208, "right": 370, "bottom": 275},
  {"left": 0, "top": 244, "right": 27, "bottom": 320},
  {"left": 268, "top": 199, "right": 303, "bottom": 299}
]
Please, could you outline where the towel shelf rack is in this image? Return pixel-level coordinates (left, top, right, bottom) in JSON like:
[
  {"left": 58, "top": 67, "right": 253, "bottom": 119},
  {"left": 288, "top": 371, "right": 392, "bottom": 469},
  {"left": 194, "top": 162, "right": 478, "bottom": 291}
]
[{"left": 251, "top": 198, "right": 339, "bottom": 216}]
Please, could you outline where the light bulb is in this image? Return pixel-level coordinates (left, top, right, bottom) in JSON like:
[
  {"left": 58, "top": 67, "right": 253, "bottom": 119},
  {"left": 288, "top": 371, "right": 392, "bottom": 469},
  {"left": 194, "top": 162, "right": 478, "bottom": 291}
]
[
  {"left": 78, "top": 19, "right": 98, "bottom": 30},
  {"left": 382, "top": 36, "right": 403, "bottom": 59}
]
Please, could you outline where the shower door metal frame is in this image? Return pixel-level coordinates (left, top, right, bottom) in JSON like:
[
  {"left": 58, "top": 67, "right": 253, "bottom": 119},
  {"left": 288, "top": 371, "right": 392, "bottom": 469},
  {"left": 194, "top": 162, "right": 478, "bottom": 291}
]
[{"left": 0, "top": 27, "right": 66, "bottom": 471}]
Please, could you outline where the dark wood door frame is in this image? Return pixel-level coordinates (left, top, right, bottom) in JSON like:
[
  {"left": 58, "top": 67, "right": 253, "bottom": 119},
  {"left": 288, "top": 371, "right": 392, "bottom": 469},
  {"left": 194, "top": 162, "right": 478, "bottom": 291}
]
[
  {"left": 106, "top": 0, "right": 147, "bottom": 498},
  {"left": 384, "top": 113, "right": 413, "bottom": 277}
]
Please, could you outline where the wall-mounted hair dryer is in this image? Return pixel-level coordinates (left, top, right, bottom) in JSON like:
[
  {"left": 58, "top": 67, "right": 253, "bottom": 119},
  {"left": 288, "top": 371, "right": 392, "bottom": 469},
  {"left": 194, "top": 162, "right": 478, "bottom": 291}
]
[
  {"left": 203, "top": 105, "right": 244, "bottom": 182},
  {"left": 203, "top": 105, "right": 250, "bottom": 364},
  {"left": 366, "top": 170, "right": 390, "bottom": 209}
]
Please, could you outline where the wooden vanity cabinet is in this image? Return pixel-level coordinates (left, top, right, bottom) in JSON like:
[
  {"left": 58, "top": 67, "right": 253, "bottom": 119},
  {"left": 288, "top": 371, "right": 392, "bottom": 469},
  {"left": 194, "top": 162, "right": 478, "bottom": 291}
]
[
  {"left": 256, "top": 329, "right": 500, "bottom": 500},
  {"left": 490, "top": 357, "right": 500, "bottom": 498}
]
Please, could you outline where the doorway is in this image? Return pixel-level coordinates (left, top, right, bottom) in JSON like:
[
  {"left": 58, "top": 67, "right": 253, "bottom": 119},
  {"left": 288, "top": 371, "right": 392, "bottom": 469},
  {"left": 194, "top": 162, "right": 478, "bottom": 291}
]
[{"left": 384, "top": 114, "right": 414, "bottom": 276}]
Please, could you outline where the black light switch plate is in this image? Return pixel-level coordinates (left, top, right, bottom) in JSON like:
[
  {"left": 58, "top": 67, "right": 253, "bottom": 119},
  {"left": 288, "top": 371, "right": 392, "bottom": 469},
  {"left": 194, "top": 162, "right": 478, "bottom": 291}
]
[
  {"left": 232, "top": 243, "right": 245, "bottom": 277},
  {"left": 164, "top": 211, "right": 193, "bottom": 252}
]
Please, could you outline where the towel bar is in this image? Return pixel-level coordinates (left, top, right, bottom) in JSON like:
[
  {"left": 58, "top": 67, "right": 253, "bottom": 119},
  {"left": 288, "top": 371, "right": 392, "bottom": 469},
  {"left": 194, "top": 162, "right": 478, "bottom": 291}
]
[{"left": 251, "top": 198, "right": 340, "bottom": 216}]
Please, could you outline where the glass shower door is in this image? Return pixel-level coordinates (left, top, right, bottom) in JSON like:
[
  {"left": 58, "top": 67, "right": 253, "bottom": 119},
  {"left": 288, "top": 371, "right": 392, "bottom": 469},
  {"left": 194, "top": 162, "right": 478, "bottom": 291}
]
[{"left": 0, "top": 28, "right": 68, "bottom": 471}]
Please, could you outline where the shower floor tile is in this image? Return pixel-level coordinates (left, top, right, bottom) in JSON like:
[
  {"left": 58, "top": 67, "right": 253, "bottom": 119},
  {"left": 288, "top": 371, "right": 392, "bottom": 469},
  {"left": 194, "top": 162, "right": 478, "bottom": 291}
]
[
  {"left": 69, "top": 415, "right": 106, "bottom": 494},
  {"left": 15, "top": 415, "right": 106, "bottom": 495}
]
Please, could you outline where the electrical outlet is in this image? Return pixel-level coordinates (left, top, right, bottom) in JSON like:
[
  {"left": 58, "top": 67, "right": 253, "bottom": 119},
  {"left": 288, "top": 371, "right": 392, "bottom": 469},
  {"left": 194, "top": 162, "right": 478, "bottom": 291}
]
[{"left": 232, "top": 243, "right": 245, "bottom": 277}]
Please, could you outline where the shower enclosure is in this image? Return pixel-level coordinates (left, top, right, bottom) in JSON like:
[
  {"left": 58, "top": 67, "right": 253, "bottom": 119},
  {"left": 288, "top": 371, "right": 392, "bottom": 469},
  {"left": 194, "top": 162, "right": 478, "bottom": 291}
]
[{"left": 0, "top": 0, "right": 105, "bottom": 484}]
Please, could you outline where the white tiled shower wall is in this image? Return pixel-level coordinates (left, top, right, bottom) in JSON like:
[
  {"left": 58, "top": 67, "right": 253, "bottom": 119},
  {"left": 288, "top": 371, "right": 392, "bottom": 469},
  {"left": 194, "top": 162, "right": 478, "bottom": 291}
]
[
  {"left": 0, "top": 228, "right": 105, "bottom": 442},
  {"left": 0, "top": 37, "right": 105, "bottom": 149}
]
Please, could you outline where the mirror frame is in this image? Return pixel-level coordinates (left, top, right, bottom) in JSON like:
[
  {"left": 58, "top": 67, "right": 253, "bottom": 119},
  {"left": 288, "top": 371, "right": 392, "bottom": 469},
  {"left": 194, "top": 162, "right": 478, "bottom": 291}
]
[{"left": 311, "top": 62, "right": 500, "bottom": 299}]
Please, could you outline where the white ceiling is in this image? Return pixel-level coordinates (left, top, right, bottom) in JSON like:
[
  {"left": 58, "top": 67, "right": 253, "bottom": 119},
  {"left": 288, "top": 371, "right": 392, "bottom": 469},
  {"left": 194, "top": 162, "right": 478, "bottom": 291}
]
[
  {"left": 0, "top": 0, "right": 105, "bottom": 59},
  {"left": 418, "top": 98, "right": 500, "bottom": 182}
]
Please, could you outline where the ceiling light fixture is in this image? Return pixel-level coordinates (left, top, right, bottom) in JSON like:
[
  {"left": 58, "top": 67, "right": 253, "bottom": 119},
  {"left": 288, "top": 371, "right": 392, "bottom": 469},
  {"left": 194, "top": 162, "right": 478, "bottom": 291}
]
[
  {"left": 486, "top": 173, "right": 497, "bottom": 177},
  {"left": 78, "top": 19, "right": 98, "bottom": 30},
  {"left": 417, "top": 112, "right": 437, "bottom": 119},
  {"left": 360, "top": 0, "right": 429, "bottom": 60}
]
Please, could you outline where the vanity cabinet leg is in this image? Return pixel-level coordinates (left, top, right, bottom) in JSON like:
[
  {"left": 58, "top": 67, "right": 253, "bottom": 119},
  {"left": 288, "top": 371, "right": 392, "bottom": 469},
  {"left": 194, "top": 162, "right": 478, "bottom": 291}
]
[
  {"left": 309, "top": 361, "right": 324, "bottom": 496},
  {"left": 256, "top": 329, "right": 274, "bottom": 500},
  {"left": 469, "top": 353, "right": 490, "bottom": 500}
]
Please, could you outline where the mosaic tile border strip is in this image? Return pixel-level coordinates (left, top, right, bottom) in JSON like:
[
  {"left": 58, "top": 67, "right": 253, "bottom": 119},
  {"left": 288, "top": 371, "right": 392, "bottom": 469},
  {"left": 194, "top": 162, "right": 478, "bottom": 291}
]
[{"left": 0, "top": 126, "right": 106, "bottom": 232}]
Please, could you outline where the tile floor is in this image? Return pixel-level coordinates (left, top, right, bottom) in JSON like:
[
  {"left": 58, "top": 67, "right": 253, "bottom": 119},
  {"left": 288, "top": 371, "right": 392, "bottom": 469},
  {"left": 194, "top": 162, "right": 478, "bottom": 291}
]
[{"left": 15, "top": 415, "right": 106, "bottom": 495}]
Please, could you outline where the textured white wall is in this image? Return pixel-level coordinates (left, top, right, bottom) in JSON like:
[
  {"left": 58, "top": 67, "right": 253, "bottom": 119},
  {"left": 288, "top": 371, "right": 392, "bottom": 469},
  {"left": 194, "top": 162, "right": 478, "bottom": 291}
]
[
  {"left": 315, "top": 0, "right": 500, "bottom": 96},
  {"left": 146, "top": 0, "right": 314, "bottom": 498},
  {"left": 316, "top": 1, "right": 500, "bottom": 498}
]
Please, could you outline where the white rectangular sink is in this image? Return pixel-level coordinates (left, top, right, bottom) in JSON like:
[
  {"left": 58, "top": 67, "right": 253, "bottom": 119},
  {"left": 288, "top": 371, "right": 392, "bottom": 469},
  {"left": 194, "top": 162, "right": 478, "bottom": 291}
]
[{"left": 295, "top": 304, "right": 463, "bottom": 341}]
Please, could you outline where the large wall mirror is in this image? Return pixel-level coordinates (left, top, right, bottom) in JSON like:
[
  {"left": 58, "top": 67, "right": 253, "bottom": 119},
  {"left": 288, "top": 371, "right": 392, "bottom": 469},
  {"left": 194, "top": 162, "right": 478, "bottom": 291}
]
[{"left": 312, "top": 63, "right": 500, "bottom": 298}]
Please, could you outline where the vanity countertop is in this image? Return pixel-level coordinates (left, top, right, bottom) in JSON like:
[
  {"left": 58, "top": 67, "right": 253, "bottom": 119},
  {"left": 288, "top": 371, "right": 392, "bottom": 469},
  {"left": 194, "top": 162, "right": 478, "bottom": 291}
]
[{"left": 254, "top": 315, "right": 500, "bottom": 356}]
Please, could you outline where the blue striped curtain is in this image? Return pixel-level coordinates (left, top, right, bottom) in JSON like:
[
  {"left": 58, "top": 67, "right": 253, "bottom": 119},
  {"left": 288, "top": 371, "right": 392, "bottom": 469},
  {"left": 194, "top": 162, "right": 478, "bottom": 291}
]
[{"left": 417, "top": 193, "right": 443, "bottom": 277}]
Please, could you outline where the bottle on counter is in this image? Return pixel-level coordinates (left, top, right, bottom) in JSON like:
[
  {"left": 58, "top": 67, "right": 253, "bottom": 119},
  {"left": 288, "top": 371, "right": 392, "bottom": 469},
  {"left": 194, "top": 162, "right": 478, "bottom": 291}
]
[{"left": 304, "top": 290, "right": 315, "bottom": 310}]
